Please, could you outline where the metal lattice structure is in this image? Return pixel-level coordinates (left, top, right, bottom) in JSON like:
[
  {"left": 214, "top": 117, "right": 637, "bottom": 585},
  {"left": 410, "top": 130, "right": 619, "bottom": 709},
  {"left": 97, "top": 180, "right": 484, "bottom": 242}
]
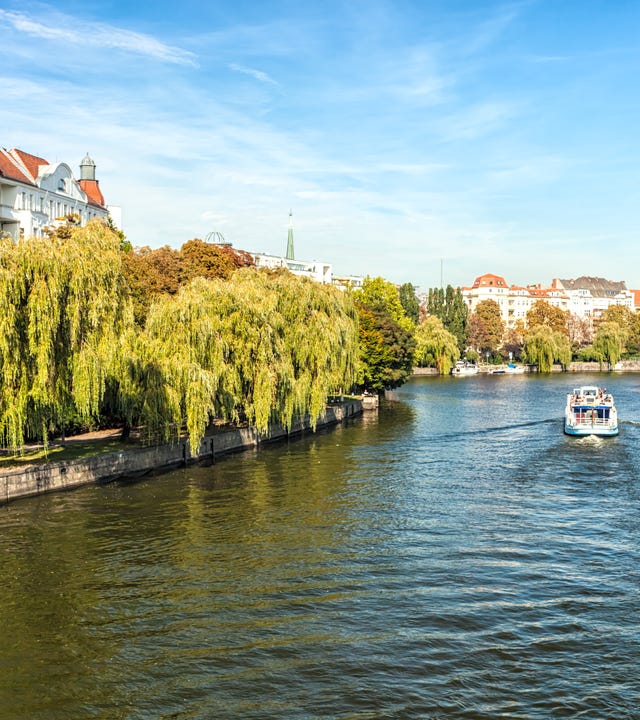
[{"left": 204, "top": 231, "right": 231, "bottom": 246}]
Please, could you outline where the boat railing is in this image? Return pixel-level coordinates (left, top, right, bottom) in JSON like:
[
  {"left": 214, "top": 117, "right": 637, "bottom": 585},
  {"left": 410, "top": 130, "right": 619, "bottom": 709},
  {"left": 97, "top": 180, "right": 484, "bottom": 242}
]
[{"left": 570, "top": 412, "right": 615, "bottom": 427}]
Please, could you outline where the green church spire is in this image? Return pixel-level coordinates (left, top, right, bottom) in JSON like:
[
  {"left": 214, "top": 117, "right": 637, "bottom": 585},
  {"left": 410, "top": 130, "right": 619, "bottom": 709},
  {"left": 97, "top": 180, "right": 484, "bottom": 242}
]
[{"left": 286, "top": 210, "right": 295, "bottom": 260}]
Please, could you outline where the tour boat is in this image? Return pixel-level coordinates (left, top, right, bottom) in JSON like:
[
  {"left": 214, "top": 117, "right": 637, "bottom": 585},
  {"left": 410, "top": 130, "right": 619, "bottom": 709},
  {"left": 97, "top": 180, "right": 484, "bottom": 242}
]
[
  {"left": 450, "top": 360, "right": 479, "bottom": 376},
  {"left": 564, "top": 386, "right": 618, "bottom": 436}
]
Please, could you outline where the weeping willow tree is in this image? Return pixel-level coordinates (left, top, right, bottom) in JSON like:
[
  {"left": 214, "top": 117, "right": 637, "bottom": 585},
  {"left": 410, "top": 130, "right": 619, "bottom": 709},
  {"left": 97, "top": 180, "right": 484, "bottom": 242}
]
[
  {"left": 523, "top": 326, "right": 572, "bottom": 372},
  {"left": 268, "top": 270, "right": 359, "bottom": 427},
  {"left": 414, "top": 316, "right": 460, "bottom": 374},
  {"left": 117, "top": 268, "right": 359, "bottom": 453},
  {"left": 593, "top": 321, "right": 627, "bottom": 367},
  {"left": 0, "top": 221, "right": 131, "bottom": 450}
]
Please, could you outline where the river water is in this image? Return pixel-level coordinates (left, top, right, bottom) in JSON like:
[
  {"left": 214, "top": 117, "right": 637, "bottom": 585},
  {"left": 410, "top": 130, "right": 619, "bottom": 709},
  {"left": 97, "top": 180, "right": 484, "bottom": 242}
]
[{"left": 1, "top": 373, "right": 640, "bottom": 719}]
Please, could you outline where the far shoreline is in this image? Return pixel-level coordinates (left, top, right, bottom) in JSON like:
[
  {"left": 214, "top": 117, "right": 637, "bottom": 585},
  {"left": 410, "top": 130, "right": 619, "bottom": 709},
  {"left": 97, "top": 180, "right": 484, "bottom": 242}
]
[{"left": 412, "top": 360, "right": 640, "bottom": 375}]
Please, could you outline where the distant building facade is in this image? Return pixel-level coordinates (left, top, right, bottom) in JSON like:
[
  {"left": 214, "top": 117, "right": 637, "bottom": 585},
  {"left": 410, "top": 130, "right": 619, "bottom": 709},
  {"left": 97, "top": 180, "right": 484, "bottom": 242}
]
[
  {"left": 332, "top": 274, "right": 365, "bottom": 291},
  {"left": 0, "top": 147, "right": 117, "bottom": 240},
  {"left": 249, "top": 211, "right": 363, "bottom": 288},
  {"left": 251, "top": 251, "right": 333, "bottom": 284},
  {"left": 551, "top": 277, "right": 633, "bottom": 319},
  {"left": 462, "top": 272, "right": 632, "bottom": 328},
  {"left": 462, "top": 273, "right": 569, "bottom": 329}
]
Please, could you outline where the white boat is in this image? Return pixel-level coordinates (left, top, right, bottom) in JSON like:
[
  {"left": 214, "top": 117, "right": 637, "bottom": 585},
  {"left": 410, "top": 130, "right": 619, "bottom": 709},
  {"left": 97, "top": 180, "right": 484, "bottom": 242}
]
[
  {"left": 450, "top": 360, "right": 479, "bottom": 376},
  {"left": 490, "top": 363, "right": 526, "bottom": 375},
  {"left": 564, "top": 386, "right": 618, "bottom": 436},
  {"left": 505, "top": 363, "right": 526, "bottom": 374}
]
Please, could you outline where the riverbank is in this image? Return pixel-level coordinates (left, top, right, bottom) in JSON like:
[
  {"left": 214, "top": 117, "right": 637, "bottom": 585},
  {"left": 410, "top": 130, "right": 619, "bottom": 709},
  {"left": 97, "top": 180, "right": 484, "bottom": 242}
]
[
  {"left": 0, "top": 399, "right": 363, "bottom": 506},
  {"left": 412, "top": 359, "right": 640, "bottom": 376}
]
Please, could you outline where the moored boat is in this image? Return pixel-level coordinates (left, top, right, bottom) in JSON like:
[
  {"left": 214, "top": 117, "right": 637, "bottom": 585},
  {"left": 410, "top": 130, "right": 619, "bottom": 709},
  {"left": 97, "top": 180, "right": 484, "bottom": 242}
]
[
  {"left": 490, "top": 363, "right": 526, "bottom": 375},
  {"left": 564, "top": 386, "right": 618, "bottom": 436},
  {"left": 505, "top": 363, "right": 526, "bottom": 374},
  {"left": 450, "top": 360, "right": 479, "bottom": 376}
]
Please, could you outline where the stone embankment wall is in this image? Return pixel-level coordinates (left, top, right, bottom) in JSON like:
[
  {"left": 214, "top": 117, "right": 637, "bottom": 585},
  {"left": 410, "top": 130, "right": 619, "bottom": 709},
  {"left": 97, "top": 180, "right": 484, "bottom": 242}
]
[
  {"left": 1, "top": 400, "right": 362, "bottom": 506},
  {"left": 566, "top": 360, "right": 640, "bottom": 373}
]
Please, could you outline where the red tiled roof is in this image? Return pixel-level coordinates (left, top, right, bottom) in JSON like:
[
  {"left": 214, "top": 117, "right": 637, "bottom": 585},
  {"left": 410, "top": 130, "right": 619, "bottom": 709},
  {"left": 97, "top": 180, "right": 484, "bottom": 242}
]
[
  {"left": 0, "top": 148, "right": 34, "bottom": 184},
  {"left": 2, "top": 147, "right": 107, "bottom": 207},
  {"left": 79, "top": 179, "right": 105, "bottom": 207},
  {"left": 471, "top": 273, "right": 508, "bottom": 289},
  {"left": 8, "top": 148, "right": 49, "bottom": 181}
]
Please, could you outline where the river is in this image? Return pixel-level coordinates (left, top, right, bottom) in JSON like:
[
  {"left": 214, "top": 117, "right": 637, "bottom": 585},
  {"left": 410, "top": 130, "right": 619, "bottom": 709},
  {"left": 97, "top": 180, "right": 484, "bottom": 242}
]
[{"left": 1, "top": 372, "right": 639, "bottom": 719}]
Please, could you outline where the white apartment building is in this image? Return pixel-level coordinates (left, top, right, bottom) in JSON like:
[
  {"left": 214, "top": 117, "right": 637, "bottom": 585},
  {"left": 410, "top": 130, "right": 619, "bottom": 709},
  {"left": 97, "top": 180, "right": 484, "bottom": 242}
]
[
  {"left": 461, "top": 272, "right": 633, "bottom": 329},
  {"left": 251, "top": 252, "right": 333, "bottom": 284},
  {"left": 0, "top": 147, "right": 117, "bottom": 240},
  {"left": 551, "top": 277, "right": 633, "bottom": 319},
  {"left": 462, "top": 273, "right": 531, "bottom": 329}
]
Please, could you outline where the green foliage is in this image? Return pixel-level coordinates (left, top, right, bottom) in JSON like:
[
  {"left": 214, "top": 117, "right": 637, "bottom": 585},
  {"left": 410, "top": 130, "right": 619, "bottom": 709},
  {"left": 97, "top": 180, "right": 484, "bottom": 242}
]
[
  {"left": 575, "top": 345, "right": 600, "bottom": 362},
  {"left": 354, "top": 277, "right": 414, "bottom": 331},
  {"left": 1, "top": 229, "right": 358, "bottom": 454},
  {"left": 398, "top": 282, "right": 419, "bottom": 324},
  {"left": 0, "top": 221, "right": 131, "bottom": 449},
  {"left": 466, "top": 299, "right": 504, "bottom": 355},
  {"left": 523, "top": 326, "right": 571, "bottom": 372},
  {"left": 116, "top": 269, "right": 358, "bottom": 453},
  {"left": 414, "top": 316, "right": 460, "bottom": 374},
  {"left": 593, "top": 321, "right": 627, "bottom": 367},
  {"left": 354, "top": 277, "right": 416, "bottom": 392},
  {"left": 598, "top": 305, "right": 640, "bottom": 355},
  {"left": 426, "top": 285, "right": 468, "bottom": 352},
  {"left": 121, "top": 240, "right": 255, "bottom": 326},
  {"left": 356, "top": 307, "right": 415, "bottom": 392}
]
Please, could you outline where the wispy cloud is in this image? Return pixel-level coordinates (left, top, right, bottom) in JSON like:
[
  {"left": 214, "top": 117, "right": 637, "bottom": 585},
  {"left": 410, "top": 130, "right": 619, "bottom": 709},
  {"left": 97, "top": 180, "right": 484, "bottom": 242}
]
[
  {"left": 0, "top": 9, "right": 197, "bottom": 66},
  {"left": 229, "top": 63, "right": 278, "bottom": 85},
  {"left": 1, "top": 0, "right": 639, "bottom": 288},
  {"left": 527, "top": 54, "right": 571, "bottom": 64},
  {"left": 460, "top": 2, "right": 525, "bottom": 56},
  {"left": 439, "top": 101, "right": 522, "bottom": 141}
]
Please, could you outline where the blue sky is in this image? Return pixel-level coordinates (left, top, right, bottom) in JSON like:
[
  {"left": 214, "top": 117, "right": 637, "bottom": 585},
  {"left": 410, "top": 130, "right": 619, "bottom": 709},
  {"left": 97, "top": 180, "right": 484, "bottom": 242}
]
[{"left": 1, "top": 1, "right": 639, "bottom": 290}]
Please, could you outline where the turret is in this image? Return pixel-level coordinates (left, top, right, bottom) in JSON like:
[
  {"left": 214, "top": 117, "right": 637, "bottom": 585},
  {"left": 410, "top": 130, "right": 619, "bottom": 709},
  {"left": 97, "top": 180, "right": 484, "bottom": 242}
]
[
  {"left": 78, "top": 153, "right": 105, "bottom": 206},
  {"left": 80, "top": 152, "right": 96, "bottom": 181}
]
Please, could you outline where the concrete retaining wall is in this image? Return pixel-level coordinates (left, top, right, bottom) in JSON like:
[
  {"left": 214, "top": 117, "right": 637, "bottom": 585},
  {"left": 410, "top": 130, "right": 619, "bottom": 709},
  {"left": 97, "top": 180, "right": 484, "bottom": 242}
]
[{"left": 1, "top": 400, "right": 362, "bottom": 506}]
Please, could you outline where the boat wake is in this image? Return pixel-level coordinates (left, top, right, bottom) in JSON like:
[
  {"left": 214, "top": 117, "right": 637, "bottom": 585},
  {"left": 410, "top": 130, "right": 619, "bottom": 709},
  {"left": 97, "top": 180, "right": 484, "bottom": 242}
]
[
  {"left": 428, "top": 418, "right": 557, "bottom": 441},
  {"left": 576, "top": 434, "right": 604, "bottom": 446}
]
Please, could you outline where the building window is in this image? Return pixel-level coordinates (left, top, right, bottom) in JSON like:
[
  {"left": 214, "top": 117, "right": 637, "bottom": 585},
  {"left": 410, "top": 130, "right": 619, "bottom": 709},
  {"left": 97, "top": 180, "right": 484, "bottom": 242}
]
[{"left": 58, "top": 179, "right": 66, "bottom": 192}]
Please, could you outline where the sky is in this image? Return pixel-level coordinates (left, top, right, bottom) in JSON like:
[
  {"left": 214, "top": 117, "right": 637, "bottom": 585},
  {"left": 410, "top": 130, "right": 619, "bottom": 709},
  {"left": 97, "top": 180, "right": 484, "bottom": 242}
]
[{"left": 1, "top": 0, "right": 639, "bottom": 291}]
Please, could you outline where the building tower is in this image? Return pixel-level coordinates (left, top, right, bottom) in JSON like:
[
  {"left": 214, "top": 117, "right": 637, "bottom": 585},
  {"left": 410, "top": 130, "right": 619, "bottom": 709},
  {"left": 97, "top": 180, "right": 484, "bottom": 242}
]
[
  {"left": 80, "top": 152, "right": 96, "bottom": 181},
  {"left": 286, "top": 210, "right": 295, "bottom": 260},
  {"left": 78, "top": 152, "right": 105, "bottom": 206}
]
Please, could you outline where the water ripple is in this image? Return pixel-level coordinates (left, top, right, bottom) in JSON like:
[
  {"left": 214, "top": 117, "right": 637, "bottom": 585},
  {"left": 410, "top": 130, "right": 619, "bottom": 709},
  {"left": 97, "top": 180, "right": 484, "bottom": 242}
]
[{"left": 1, "top": 374, "right": 640, "bottom": 718}]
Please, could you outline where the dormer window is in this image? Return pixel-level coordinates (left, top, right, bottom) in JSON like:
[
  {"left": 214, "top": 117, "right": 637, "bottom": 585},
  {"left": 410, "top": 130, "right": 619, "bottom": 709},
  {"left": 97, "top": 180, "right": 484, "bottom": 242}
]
[{"left": 58, "top": 179, "right": 66, "bottom": 192}]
